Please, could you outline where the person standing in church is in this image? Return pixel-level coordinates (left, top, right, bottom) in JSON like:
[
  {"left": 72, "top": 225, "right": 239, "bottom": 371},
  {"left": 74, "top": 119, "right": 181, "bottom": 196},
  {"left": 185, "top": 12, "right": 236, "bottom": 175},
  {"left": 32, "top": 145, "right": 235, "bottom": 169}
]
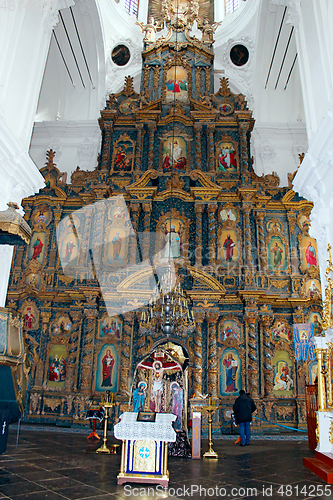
[{"left": 233, "top": 390, "right": 256, "bottom": 446}]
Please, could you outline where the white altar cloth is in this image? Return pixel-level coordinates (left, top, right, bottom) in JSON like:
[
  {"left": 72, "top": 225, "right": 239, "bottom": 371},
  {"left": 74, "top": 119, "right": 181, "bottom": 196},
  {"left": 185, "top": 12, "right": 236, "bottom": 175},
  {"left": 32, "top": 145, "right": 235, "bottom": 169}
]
[{"left": 114, "top": 412, "right": 176, "bottom": 442}]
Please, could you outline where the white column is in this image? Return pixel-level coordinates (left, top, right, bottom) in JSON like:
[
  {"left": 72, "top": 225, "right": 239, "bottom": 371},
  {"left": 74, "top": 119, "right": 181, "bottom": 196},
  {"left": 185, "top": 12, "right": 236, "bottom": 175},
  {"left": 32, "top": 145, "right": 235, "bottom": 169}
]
[{"left": 0, "top": 246, "right": 14, "bottom": 308}]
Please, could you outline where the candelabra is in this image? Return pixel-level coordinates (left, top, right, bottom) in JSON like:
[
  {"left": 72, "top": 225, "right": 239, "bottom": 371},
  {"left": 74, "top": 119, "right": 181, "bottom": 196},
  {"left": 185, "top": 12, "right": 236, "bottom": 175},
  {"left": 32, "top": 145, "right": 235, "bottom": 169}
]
[
  {"left": 203, "top": 396, "right": 219, "bottom": 459},
  {"left": 96, "top": 391, "right": 115, "bottom": 454},
  {"left": 140, "top": 266, "right": 195, "bottom": 337}
]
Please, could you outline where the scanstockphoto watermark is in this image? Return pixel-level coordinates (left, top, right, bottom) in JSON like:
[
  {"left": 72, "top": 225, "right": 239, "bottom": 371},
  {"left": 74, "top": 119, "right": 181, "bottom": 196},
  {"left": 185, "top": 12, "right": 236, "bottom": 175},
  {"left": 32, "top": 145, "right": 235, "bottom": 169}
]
[
  {"left": 123, "top": 485, "right": 260, "bottom": 497},
  {"left": 123, "top": 484, "right": 333, "bottom": 497}
]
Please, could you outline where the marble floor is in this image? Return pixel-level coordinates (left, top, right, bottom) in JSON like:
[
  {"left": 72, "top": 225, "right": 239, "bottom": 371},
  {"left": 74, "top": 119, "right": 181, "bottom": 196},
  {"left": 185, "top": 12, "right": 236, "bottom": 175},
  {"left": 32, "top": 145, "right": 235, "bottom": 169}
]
[{"left": 0, "top": 428, "right": 329, "bottom": 500}]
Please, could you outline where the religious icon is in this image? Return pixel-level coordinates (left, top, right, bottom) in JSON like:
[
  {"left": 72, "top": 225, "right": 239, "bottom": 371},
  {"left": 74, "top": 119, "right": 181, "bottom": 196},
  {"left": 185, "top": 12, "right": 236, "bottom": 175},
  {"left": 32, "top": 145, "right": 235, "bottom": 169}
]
[
  {"left": 23, "top": 303, "right": 38, "bottom": 331},
  {"left": 305, "top": 279, "right": 321, "bottom": 297},
  {"left": 219, "top": 229, "right": 239, "bottom": 264},
  {"left": 220, "top": 319, "right": 241, "bottom": 341},
  {"left": 305, "top": 241, "right": 317, "bottom": 266},
  {"left": 47, "top": 345, "right": 68, "bottom": 388},
  {"left": 267, "top": 236, "right": 287, "bottom": 271},
  {"left": 110, "top": 205, "right": 128, "bottom": 221},
  {"left": 216, "top": 142, "right": 237, "bottom": 172},
  {"left": 28, "top": 233, "right": 46, "bottom": 263},
  {"left": 171, "top": 381, "right": 183, "bottom": 429},
  {"left": 160, "top": 219, "right": 184, "bottom": 260},
  {"left": 95, "top": 344, "right": 119, "bottom": 392},
  {"left": 220, "top": 348, "right": 241, "bottom": 396},
  {"left": 107, "top": 228, "right": 126, "bottom": 265},
  {"left": 271, "top": 320, "right": 292, "bottom": 342},
  {"left": 223, "top": 353, "right": 238, "bottom": 392},
  {"left": 112, "top": 232, "right": 122, "bottom": 260},
  {"left": 298, "top": 214, "right": 311, "bottom": 232},
  {"left": 307, "top": 312, "right": 323, "bottom": 336},
  {"left": 218, "top": 102, "right": 233, "bottom": 116},
  {"left": 101, "top": 349, "right": 115, "bottom": 387},
  {"left": 112, "top": 137, "right": 134, "bottom": 173},
  {"left": 272, "top": 351, "right": 294, "bottom": 394},
  {"left": 165, "top": 66, "right": 188, "bottom": 102},
  {"left": 300, "top": 236, "right": 319, "bottom": 270},
  {"left": 164, "top": 225, "right": 181, "bottom": 259},
  {"left": 63, "top": 238, "right": 76, "bottom": 263},
  {"left": 99, "top": 316, "right": 121, "bottom": 339},
  {"left": 133, "top": 381, "right": 147, "bottom": 412},
  {"left": 51, "top": 316, "right": 72, "bottom": 337},
  {"left": 138, "top": 356, "right": 180, "bottom": 413},
  {"left": 219, "top": 208, "right": 237, "bottom": 223},
  {"left": 223, "top": 234, "right": 235, "bottom": 262},
  {"left": 267, "top": 220, "right": 282, "bottom": 232},
  {"left": 273, "top": 362, "right": 293, "bottom": 391},
  {"left": 162, "top": 136, "right": 187, "bottom": 173},
  {"left": 32, "top": 205, "right": 51, "bottom": 227}
]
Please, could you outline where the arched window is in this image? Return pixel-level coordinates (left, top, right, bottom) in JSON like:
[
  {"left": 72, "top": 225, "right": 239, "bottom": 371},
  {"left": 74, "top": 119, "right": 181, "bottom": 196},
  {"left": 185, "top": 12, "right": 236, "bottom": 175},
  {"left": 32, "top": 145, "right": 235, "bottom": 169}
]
[
  {"left": 225, "top": 0, "right": 240, "bottom": 14},
  {"left": 124, "top": 0, "right": 139, "bottom": 17}
]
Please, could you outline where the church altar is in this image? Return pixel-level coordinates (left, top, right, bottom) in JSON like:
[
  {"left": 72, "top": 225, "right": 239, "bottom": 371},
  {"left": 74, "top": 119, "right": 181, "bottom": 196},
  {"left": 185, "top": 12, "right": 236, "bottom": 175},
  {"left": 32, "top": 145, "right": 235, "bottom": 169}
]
[{"left": 114, "top": 412, "right": 176, "bottom": 486}]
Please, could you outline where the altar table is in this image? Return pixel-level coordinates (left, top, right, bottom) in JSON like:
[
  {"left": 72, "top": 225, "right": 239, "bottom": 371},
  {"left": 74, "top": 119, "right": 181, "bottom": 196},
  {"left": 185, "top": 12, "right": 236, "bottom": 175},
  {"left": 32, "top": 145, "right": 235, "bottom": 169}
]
[{"left": 114, "top": 412, "right": 176, "bottom": 486}]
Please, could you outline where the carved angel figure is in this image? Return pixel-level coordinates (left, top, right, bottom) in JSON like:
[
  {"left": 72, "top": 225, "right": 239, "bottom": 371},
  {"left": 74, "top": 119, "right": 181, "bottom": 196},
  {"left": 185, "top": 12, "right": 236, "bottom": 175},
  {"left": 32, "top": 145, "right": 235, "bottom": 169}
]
[
  {"left": 139, "top": 90, "right": 150, "bottom": 109},
  {"left": 136, "top": 17, "right": 158, "bottom": 43},
  {"left": 200, "top": 91, "right": 213, "bottom": 108},
  {"left": 200, "top": 17, "right": 221, "bottom": 43},
  {"left": 187, "top": 0, "right": 199, "bottom": 27}
]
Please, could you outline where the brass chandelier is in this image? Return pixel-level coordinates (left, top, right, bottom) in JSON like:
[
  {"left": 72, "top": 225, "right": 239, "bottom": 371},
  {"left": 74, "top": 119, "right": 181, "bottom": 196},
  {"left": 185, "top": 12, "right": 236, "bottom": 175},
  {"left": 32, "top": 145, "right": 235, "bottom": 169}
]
[{"left": 140, "top": 265, "right": 195, "bottom": 337}]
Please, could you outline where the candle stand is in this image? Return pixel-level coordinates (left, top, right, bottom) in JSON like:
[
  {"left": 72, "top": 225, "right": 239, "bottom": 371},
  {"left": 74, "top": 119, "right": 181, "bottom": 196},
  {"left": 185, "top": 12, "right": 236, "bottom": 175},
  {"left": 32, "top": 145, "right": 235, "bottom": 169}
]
[
  {"left": 202, "top": 396, "right": 219, "bottom": 459},
  {"left": 96, "top": 391, "right": 114, "bottom": 454}
]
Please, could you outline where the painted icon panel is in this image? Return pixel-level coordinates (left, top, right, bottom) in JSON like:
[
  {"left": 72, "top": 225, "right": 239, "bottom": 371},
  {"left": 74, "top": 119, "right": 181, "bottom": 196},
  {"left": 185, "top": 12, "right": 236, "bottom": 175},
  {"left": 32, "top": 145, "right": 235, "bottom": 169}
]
[
  {"left": 95, "top": 344, "right": 119, "bottom": 392},
  {"left": 309, "top": 360, "right": 318, "bottom": 385},
  {"left": 162, "top": 136, "right": 187, "bottom": 173},
  {"left": 267, "top": 236, "right": 287, "bottom": 271},
  {"left": 219, "top": 319, "right": 241, "bottom": 341},
  {"left": 112, "top": 138, "right": 134, "bottom": 173},
  {"left": 28, "top": 232, "right": 46, "bottom": 264},
  {"left": 99, "top": 316, "right": 121, "bottom": 339},
  {"left": 305, "top": 279, "right": 321, "bottom": 298},
  {"left": 272, "top": 351, "right": 294, "bottom": 396},
  {"left": 272, "top": 320, "right": 292, "bottom": 342},
  {"left": 47, "top": 345, "right": 68, "bottom": 388},
  {"left": 219, "top": 229, "right": 239, "bottom": 264},
  {"left": 307, "top": 312, "right": 323, "bottom": 336},
  {"left": 216, "top": 142, "right": 237, "bottom": 173},
  {"left": 165, "top": 66, "right": 188, "bottom": 102},
  {"left": 220, "top": 348, "right": 241, "bottom": 396},
  {"left": 107, "top": 227, "right": 127, "bottom": 265},
  {"left": 300, "top": 236, "right": 319, "bottom": 269},
  {"left": 22, "top": 303, "right": 39, "bottom": 331}
]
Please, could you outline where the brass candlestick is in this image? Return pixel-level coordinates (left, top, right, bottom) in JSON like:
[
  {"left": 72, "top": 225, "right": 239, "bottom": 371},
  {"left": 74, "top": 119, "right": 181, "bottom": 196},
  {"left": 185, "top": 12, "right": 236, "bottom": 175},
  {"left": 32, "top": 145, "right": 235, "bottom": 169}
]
[
  {"left": 203, "top": 396, "right": 219, "bottom": 459},
  {"left": 96, "top": 391, "right": 114, "bottom": 454}
]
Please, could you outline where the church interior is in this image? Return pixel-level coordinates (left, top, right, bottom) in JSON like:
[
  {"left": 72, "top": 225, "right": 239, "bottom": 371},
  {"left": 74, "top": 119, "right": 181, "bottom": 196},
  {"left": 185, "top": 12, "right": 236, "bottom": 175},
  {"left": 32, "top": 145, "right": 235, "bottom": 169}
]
[{"left": 1, "top": 0, "right": 333, "bottom": 495}]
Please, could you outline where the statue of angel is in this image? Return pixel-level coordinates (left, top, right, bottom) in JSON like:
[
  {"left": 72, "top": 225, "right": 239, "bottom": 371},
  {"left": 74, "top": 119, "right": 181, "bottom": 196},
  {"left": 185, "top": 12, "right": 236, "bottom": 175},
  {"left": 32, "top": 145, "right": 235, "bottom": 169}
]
[
  {"left": 200, "top": 17, "right": 222, "bottom": 43},
  {"left": 139, "top": 90, "right": 149, "bottom": 109},
  {"left": 187, "top": 0, "right": 199, "bottom": 28},
  {"left": 136, "top": 17, "right": 158, "bottom": 43},
  {"left": 200, "top": 91, "right": 213, "bottom": 108}
]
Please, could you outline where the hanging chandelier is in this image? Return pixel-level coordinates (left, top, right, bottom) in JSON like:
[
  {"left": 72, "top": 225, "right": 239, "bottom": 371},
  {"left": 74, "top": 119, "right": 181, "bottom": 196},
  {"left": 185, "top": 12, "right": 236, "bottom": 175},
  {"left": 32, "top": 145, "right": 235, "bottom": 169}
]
[{"left": 140, "top": 265, "right": 195, "bottom": 337}]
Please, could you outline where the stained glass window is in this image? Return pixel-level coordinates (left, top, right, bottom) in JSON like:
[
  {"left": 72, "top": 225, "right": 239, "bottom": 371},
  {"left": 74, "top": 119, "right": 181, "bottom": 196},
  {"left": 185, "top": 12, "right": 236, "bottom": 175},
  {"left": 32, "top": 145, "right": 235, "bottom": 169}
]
[
  {"left": 124, "top": 0, "right": 139, "bottom": 17},
  {"left": 225, "top": 0, "right": 240, "bottom": 14}
]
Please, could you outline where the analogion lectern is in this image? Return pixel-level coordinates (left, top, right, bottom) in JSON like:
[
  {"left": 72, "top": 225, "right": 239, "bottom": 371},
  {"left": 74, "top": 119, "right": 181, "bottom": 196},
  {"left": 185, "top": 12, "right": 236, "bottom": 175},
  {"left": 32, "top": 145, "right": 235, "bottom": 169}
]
[{"left": 114, "top": 412, "right": 176, "bottom": 486}]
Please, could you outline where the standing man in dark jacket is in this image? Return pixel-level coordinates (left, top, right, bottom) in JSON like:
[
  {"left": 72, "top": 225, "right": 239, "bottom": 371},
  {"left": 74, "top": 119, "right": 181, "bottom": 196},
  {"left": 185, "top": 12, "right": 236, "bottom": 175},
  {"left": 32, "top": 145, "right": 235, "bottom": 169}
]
[{"left": 233, "top": 390, "right": 256, "bottom": 446}]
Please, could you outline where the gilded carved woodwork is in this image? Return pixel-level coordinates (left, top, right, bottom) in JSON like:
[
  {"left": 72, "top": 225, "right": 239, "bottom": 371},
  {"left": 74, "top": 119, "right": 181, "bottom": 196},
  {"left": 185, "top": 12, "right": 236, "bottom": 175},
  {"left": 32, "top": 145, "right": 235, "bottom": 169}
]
[{"left": 6, "top": 14, "right": 322, "bottom": 430}]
